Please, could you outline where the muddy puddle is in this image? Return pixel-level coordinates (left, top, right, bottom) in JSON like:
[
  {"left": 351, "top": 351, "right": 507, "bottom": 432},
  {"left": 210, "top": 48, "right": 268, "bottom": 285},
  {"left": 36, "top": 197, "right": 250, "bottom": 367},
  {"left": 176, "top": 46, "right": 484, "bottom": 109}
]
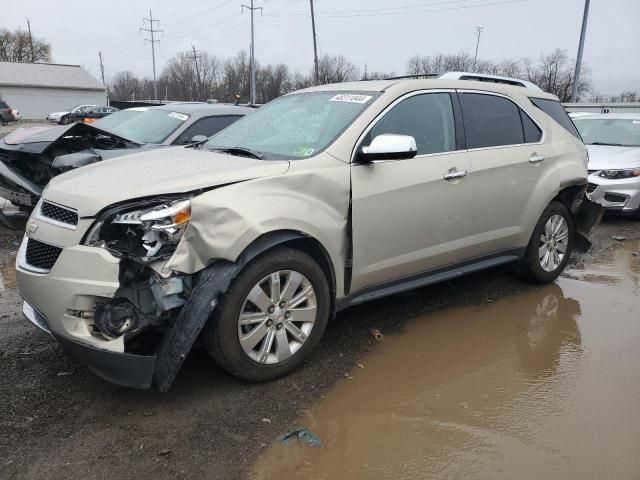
[{"left": 251, "top": 240, "right": 640, "bottom": 479}]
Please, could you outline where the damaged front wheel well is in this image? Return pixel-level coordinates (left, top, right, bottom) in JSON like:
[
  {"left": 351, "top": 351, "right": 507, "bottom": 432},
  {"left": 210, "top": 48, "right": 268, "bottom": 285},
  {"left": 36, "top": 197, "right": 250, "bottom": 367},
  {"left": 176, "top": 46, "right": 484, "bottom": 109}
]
[
  {"left": 240, "top": 231, "right": 338, "bottom": 320},
  {"left": 553, "top": 184, "right": 586, "bottom": 215}
]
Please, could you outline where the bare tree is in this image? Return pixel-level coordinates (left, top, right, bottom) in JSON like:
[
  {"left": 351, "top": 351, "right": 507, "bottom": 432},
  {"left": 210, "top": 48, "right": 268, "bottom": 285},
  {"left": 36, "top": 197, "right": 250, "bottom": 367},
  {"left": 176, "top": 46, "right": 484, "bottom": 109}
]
[
  {"left": 108, "top": 71, "right": 141, "bottom": 101},
  {"left": 317, "top": 54, "right": 359, "bottom": 84},
  {"left": 523, "top": 49, "right": 590, "bottom": 101},
  {"left": 0, "top": 28, "right": 51, "bottom": 63}
]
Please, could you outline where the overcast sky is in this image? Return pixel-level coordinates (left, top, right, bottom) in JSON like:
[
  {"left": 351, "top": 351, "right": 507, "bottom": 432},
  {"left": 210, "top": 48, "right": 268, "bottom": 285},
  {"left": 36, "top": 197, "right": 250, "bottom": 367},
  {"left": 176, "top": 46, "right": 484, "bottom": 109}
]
[{"left": 3, "top": 0, "right": 639, "bottom": 95}]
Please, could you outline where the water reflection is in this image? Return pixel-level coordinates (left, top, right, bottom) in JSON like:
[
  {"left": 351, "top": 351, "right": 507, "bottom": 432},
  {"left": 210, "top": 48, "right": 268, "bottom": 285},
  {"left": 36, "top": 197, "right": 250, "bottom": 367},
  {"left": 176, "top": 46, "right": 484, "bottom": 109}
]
[{"left": 251, "top": 283, "right": 585, "bottom": 479}]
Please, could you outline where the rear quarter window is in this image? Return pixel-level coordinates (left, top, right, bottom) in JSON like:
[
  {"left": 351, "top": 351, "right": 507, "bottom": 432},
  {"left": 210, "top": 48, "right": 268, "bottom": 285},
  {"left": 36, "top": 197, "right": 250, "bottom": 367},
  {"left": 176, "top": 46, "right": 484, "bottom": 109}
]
[{"left": 530, "top": 98, "right": 580, "bottom": 139}]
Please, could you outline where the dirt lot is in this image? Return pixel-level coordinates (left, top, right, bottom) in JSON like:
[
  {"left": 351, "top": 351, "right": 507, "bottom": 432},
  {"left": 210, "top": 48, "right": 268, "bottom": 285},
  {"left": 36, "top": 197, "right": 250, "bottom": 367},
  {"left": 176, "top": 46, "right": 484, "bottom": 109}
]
[
  {"left": 0, "top": 120, "right": 49, "bottom": 137},
  {"left": 0, "top": 216, "right": 638, "bottom": 480}
]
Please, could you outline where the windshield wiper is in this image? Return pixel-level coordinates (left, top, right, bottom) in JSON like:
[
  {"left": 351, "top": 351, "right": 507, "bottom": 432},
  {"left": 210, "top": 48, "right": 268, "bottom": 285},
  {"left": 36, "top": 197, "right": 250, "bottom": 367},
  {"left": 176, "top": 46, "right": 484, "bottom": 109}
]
[
  {"left": 211, "top": 146, "right": 264, "bottom": 159},
  {"left": 588, "top": 142, "right": 627, "bottom": 147}
]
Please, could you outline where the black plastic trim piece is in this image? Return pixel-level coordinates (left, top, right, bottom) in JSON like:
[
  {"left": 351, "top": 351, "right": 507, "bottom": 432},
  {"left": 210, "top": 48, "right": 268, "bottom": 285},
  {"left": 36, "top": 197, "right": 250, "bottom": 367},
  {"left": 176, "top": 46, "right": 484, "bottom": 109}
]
[
  {"left": 337, "top": 248, "right": 525, "bottom": 311},
  {"left": 53, "top": 333, "right": 156, "bottom": 389}
]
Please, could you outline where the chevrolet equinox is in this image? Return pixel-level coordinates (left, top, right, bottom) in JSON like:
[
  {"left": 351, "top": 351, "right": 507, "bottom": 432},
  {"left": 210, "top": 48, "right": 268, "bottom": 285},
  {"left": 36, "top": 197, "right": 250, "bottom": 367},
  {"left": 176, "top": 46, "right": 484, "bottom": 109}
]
[{"left": 16, "top": 79, "right": 599, "bottom": 390}]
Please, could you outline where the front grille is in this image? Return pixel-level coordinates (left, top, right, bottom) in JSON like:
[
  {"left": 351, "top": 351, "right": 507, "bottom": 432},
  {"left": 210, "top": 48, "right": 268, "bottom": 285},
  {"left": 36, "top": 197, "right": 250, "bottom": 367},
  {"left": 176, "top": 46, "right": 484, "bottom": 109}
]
[
  {"left": 586, "top": 183, "right": 598, "bottom": 194},
  {"left": 25, "top": 238, "right": 63, "bottom": 271},
  {"left": 587, "top": 169, "right": 598, "bottom": 174},
  {"left": 40, "top": 201, "right": 78, "bottom": 226}
]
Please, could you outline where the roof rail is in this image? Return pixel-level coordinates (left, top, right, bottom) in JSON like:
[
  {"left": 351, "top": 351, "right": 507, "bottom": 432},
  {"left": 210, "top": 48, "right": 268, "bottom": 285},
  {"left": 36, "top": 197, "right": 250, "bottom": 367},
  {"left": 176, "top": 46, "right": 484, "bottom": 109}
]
[
  {"left": 385, "top": 71, "right": 542, "bottom": 91},
  {"left": 385, "top": 73, "right": 441, "bottom": 80},
  {"left": 438, "top": 72, "right": 542, "bottom": 91}
]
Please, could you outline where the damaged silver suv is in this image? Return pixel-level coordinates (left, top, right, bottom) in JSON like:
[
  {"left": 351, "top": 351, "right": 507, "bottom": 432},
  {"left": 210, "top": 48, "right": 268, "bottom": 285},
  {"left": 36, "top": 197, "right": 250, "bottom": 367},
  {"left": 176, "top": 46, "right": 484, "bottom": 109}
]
[{"left": 17, "top": 79, "right": 600, "bottom": 390}]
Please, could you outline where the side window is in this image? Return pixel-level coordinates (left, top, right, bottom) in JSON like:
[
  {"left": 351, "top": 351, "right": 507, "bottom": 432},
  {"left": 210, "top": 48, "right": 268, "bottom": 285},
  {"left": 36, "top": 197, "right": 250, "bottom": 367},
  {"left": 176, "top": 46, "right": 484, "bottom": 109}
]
[
  {"left": 365, "top": 93, "right": 456, "bottom": 156},
  {"left": 530, "top": 97, "right": 580, "bottom": 138},
  {"left": 459, "top": 93, "right": 524, "bottom": 148},
  {"left": 520, "top": 109, "right": 542, "bottom": 143},
  {"left": 174, "top": 115, "right": 242, "bottom": 144}
]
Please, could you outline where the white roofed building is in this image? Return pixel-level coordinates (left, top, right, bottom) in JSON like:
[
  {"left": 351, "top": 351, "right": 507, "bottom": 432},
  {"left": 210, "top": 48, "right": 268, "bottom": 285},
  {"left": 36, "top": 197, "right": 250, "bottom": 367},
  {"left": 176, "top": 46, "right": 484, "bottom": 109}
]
[{"left": 0, "top": 62, "right": 107, "bottom": 119}]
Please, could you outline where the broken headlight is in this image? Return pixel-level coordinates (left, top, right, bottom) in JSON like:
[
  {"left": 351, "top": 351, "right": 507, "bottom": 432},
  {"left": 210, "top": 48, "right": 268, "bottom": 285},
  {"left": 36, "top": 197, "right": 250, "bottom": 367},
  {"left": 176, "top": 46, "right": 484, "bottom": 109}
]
[{"left": 85, "top": 199, "right": 191, "bottom": 262}]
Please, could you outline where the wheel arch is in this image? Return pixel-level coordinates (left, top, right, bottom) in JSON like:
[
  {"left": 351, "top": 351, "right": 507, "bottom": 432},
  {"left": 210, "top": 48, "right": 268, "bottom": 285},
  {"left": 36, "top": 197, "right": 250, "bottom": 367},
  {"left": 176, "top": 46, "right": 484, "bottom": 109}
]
[{"left": 236, "top": 230, "right": 338, "bottom": 319}]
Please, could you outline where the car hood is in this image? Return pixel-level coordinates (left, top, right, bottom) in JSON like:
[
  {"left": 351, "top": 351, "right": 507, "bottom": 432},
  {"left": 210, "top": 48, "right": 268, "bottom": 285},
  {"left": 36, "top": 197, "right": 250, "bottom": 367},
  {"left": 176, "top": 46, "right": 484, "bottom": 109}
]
[
  {"left": 48, "top": 111, "right": 67, "bottom": 116},
  {"left": 44, "top": 147, "right": 291, "bottom": 217},
  {"left": 587, "top": 144, "right": 640, "bottom": 171},
  {"left": 1, "top": 123, "right": 137, "bottom": 154}
]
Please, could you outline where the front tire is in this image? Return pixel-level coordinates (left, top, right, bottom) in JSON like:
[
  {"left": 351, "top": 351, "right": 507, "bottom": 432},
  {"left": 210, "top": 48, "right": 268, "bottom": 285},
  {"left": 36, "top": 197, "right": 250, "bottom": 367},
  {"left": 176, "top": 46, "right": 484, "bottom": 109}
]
[
  {"left": 516, "top": 201, "right": 575, "bottom": 283},
  {"left": 204, "top": 247, "right": 330, "bottom": 382}
]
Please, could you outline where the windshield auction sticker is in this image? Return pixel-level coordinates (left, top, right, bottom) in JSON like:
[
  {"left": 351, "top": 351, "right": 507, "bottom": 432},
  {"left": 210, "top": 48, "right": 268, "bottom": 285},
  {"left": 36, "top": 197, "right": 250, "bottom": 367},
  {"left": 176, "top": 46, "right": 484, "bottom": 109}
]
[
  {"left": 168, "top": 112, "right": 189, "bottom": 121},
  {"left": 330, "top": 94, "right": 373, "bottom": 104}
]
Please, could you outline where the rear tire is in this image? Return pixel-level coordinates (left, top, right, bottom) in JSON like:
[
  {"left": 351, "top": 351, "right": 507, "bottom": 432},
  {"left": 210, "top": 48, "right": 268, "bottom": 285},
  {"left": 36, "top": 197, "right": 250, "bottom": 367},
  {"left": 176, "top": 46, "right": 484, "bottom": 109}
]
[
  {"left": 516, "top": 201, "right": 575, "bottom": 283},
  {"left": 204, "top": 247, "right": 330, "bottom": 382}
]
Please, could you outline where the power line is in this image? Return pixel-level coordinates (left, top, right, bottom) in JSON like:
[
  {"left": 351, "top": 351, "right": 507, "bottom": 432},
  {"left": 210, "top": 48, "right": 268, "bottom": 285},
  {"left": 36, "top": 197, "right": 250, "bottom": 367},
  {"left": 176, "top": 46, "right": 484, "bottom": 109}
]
[
  {"left": 473, "top": 26, "right": 483, "bottom": 71},
  {"left": 98, "top": 51, "right": 105, "bottom": 85},
  {"left": 26, "top": 18, "right": 34, "bottom": 62},
  {"left": 190, "top": 44, "right": 203, "bottom": 101},
  {"left": 571, "top": 0, "right": 590, "bottom": 102},
  {"left": 310, "top": 0, "right": 319, "bottom": 85},
  {"left": 271, "top": 0, "right": 526, "bottom": 18},
  {"left": 241, "top": 0, "right": 263, "bottom": 104},
  {"left": 141, "top": 9, "right": 164, "bottom": 102}
]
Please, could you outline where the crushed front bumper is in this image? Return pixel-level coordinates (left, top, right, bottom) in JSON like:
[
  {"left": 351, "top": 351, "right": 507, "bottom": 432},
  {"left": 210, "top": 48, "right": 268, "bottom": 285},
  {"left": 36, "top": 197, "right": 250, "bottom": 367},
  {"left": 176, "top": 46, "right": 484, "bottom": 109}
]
[
  {"left": 22, "top": 299, "right": 156, "bottom": 388},
  {"left": 17, "top": 235, "right": 158, "bottom": 389}
]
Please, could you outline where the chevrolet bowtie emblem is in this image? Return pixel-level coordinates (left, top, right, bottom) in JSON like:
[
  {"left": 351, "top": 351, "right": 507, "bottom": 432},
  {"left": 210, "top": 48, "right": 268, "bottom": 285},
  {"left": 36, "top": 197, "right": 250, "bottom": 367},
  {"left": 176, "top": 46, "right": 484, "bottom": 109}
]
[{"left": 26, "top": 222, "right": 38, "bottom": 235}]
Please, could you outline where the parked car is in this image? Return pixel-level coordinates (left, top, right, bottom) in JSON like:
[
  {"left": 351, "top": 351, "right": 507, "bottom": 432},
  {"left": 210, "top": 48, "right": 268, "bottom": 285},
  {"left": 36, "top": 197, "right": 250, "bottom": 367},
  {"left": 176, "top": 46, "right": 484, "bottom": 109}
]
[
  {"left": 0, "top": 100, "right": 18, "bottom": 125},
  {"left": 16, "top": 77, "right": 601, "bottom": 390},
  {"left": 67, "top": 105, "right": 119, "bottom": 125},
  {"left": 573, "top": 113, "right": 640, "bottom": 217},
  {"left": 0, "top": 103, "right": 254, "bottom": 210},
  {"left": 46, "top": 105, "right": 99, "bottom": 124}
]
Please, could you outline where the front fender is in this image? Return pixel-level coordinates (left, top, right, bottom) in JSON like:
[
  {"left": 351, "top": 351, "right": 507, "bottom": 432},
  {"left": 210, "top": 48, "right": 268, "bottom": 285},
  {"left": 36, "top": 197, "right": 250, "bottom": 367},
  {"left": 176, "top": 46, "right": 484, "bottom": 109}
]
[{"left": 163, "top": 163, "right": 350, "bottom": 296}]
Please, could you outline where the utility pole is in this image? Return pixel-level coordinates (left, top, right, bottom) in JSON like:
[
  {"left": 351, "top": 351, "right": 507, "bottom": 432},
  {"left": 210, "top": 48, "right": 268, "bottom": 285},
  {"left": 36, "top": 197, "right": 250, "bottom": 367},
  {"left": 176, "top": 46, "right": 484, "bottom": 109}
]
[
  {"left": 141, "top": 10, "right": 163, "bottom": 102},
  {"left": 98, "top": 51, "right": 105, "bottom": 85},
  {"left": 190, "top": 44, "right": 202, "bottom": 101},
  {"left": 309, "top": 0, "right": 320, "bottom": 85},
  {"left": 473, "top": 26, "right": 483, "bottom": 71},
  {"left": 242, "top": 1, "right": 262, "bottom": 104},
  {"left": 26, "top": 19, "right": 35, "bottom": 62},
  {"left": 571, "top": 0, "right": 590, "bottom": 103}
]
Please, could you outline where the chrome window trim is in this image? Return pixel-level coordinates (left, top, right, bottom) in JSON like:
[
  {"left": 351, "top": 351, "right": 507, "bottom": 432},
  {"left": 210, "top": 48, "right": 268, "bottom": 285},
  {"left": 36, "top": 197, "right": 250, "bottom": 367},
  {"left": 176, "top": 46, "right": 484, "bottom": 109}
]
[
  {"left": 35, "top": 199, "right": 78, "bottom": 231},
  {"left": 350, "top": 89, "right": 461, "bottom": 164},
  {"left": 456, "top": 89, "right": 546, "bottom": 151},
  {"left": 350, "top": 88, "right": 548, "bottom": 164}
]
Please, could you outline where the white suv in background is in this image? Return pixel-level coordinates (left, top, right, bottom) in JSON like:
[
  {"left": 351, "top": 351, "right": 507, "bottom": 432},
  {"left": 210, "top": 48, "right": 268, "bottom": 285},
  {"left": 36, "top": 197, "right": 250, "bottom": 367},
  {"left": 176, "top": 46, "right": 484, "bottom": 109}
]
[{"left": 17, "top": 78, "right": 600, "bottom": 390}]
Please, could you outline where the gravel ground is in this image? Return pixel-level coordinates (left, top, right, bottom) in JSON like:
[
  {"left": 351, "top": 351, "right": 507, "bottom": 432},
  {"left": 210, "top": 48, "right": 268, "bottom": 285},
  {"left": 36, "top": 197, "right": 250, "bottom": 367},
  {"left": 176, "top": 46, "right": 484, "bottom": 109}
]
[
  {"left": 0, "top": 216, "right": 637, "bottom": 480},
  {"left": 0, "top": 120, "right": 50, "bottom": 137}
]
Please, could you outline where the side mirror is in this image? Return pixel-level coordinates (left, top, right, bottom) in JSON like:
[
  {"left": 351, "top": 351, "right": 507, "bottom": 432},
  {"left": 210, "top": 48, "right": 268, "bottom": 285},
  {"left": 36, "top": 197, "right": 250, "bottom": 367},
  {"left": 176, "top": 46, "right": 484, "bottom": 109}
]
[
  {"left": 190, "top": 135, "right": 209, "bottom": 144},
  {"left": 358, "top": 134, "right": 417, "bottom": 163}
]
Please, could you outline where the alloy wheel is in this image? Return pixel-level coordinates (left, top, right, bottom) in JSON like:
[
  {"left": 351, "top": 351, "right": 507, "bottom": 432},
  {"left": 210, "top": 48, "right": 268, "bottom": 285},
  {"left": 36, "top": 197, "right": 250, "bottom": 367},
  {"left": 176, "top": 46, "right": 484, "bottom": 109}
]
[
  {"left": 539, "top": 214, "right": 569, "bottom": 272},
  {"left": 237, "top": 270, "right": 317, "bottom": 364}
]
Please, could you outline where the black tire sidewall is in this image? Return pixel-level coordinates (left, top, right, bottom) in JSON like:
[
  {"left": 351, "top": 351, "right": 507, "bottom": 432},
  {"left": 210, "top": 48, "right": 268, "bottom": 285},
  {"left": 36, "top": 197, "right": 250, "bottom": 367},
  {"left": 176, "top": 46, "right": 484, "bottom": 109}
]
[
  {"left": 205, "top": 248, "right": 330, "bottom": 382},
  {"left": 522, "top": 201, "right": 575, "bottom": 283}
]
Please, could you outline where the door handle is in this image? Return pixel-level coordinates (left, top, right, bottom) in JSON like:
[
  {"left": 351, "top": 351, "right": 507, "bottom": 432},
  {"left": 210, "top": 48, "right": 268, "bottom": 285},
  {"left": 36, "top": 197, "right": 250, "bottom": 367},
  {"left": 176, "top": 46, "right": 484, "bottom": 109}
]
[
  {"left": 443, "top": 168, "right": 469, "bottom": 181},
  {"left": 529, "top": 154, "right": 546, "bottom": 163}
]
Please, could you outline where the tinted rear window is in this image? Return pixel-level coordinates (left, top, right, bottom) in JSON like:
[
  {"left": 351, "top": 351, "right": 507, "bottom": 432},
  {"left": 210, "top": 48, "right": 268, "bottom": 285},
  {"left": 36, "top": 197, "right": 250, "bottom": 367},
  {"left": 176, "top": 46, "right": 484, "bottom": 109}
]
[
  {"left": 459, "top": 93, "right": 524, "bottom": 148},
  {"left": 520, "top": 109, "right": 542, "bottom": 143},
  {"left": 530, "top": 98, "right": 580, "bottom": 138}
]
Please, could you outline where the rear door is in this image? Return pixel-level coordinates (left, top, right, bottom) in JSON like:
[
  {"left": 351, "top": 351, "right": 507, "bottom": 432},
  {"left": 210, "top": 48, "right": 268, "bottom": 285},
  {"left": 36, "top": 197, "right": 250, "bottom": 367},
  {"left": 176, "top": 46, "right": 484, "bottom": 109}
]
[
  {"left": 457, "top": 91, "right": 548, "bottom": 256},
  {"left": 350, "top": 91, "right": 475, "bottom": 292}
]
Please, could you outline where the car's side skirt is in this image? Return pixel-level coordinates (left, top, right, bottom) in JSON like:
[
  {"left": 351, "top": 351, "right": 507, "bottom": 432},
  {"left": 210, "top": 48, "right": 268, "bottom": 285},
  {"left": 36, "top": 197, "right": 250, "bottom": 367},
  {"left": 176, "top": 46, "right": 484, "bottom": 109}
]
[{"left": 336, "top": 248, "right": 525, "bottom": 311}]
